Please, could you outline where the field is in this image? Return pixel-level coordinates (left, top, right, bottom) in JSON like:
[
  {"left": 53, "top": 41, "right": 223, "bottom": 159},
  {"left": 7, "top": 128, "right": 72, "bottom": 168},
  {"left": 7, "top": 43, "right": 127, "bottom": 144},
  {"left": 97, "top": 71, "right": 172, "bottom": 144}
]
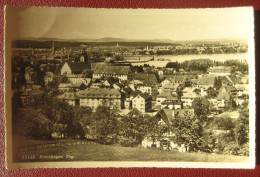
[{"left": 13, "top": 137, "right": 249, "bottom": 163}]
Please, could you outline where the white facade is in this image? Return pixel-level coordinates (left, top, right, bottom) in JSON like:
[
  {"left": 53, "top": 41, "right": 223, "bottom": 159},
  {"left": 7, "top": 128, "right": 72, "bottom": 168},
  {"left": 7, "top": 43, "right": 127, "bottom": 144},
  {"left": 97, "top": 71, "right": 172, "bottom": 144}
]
[
  {"left": 132, "top": 95, "right": 146, "bottom": 113},
  {"left": 137, "top": 85, "right": 152, "bottom": 95},
  {"left": 93, "top": 73, "right": 128, "bottom": 81},
  {"left": 61, "top": 62, "right": 72, "bottom": 75},
  {"left": 80, "top": 98, "right": 121, "bottom": 110}
]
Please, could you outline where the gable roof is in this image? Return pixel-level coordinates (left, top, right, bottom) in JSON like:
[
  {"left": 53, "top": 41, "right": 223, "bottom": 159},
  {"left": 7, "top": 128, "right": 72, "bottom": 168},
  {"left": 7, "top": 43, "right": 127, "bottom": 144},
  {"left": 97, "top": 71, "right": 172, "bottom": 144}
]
[
  {"left": 182, "top": 92, "right": 199, "bottom": 99},
  {"left": 133, "top": 73, "right": 158, "bottom": 82},
  {"left": 78, "top": 88, "right": 121, "bottom": 99},
  {"left": 58, "top": 92, "right": 79, "bottom": 100},
  {"left": 197, "top": 76, "right": 216, "bottom": 86},
  {"left": 67, "top": 62, "right": 91, "bottom": 74},
  {"left": 217, "top": 92, "right": 231, "bottom": 100},
  {"left": 219, "top": 85, "right": 237, "bottom": 93},
  {"left": 220, "top": 76, "right": 234, "bottom": 85},
  {"left": 157, "top": 91, "right": 173, "bottom": 98},
  {"left": 134, "top": 93, "right": 152, "bottom": 100},
  {"left": 94, "top": 65, "right": 131, "bottom": 75}
]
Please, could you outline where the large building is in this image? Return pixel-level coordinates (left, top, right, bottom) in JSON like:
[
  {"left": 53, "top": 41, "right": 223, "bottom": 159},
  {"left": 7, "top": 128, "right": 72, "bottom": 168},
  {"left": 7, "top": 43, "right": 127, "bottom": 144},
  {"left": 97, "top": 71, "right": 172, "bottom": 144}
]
[
  {"left": 78, "top": 88, "right": 121, "bottom": 110},
  {"left": 61, "top": 62, "right": 91, "bottom": 75},
  {"left": 93, "top": 65, "right": 132, "bottom": 81},
  {"left": 208, "top": 66, "right": 231, "bottom": 76}
]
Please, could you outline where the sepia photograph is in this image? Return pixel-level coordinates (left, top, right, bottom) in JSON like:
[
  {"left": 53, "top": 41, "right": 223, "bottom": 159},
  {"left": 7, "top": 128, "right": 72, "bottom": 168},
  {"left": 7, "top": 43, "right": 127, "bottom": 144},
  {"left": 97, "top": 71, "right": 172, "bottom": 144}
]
[{"left": 4, "top": 6, "right": 255, "bottom": 168}]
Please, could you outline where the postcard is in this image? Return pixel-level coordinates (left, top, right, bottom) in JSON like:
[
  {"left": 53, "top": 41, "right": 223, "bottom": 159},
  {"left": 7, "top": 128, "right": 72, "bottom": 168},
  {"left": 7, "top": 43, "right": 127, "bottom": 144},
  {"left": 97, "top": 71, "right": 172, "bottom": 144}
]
[{"left": 4, "top": 6, "right": 255, "bottom": 169}]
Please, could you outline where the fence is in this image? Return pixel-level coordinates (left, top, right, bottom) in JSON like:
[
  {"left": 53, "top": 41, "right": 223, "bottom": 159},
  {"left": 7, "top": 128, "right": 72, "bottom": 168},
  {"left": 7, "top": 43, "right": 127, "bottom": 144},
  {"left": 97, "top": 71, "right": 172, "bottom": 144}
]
[{"left": 18, "top": 140, "right": 98, "bottom": 152}]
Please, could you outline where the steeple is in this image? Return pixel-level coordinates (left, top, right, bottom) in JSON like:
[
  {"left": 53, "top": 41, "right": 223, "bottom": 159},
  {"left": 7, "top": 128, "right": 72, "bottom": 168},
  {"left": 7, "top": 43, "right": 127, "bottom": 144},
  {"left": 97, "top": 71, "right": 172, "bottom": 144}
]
[{"left": 51, "top": 42, "right": 55, "bottom": 55}]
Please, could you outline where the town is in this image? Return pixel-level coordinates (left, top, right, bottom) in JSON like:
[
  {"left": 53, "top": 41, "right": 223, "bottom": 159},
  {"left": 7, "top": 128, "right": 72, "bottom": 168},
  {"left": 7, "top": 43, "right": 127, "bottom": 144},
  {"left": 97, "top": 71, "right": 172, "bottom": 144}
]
[{"left": 11, "top": 40, "right": 249, "bottom": 159}]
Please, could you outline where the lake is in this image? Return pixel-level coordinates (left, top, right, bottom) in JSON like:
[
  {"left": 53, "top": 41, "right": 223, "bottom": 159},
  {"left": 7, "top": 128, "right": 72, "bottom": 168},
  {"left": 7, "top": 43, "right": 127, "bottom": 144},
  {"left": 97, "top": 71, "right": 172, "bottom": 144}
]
[{"left": 124, "top": 53, "right": 248, "bottom": 67}]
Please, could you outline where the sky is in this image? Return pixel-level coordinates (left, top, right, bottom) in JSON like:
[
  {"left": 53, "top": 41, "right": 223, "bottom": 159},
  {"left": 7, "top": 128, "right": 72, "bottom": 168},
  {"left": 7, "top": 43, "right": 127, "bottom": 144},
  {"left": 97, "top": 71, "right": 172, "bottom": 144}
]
[{"left": 6, "top": 6, "right": 254, "bottom": 41}]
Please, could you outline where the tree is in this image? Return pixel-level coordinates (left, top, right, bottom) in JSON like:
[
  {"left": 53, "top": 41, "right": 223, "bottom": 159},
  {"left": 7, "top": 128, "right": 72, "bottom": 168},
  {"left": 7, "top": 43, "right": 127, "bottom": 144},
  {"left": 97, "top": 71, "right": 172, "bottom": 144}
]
[
  {"left": 119, "top": 109, "right": 151, "bottom": 147},
  {"left": 192, "top": 98, "right": 208, "bottom": 125},
  {"left": 234, "top": 102, "right": 249, "bottom": 146},
  {"left": 89, "top": 105, "right": 120, "bottom": 144},
  {"left": 172, "top": 113, "right": 203, "bottom": 152},
  {"left": 24, "top": 109, "right": 53, "bottom": 139}
]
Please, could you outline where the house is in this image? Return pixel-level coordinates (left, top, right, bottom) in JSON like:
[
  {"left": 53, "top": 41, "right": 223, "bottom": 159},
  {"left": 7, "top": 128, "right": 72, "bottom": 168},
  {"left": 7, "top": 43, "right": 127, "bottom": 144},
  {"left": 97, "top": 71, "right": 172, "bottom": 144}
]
[
  {"left": 218, "top": 85, "right": 237, "bottom": 98},
  {"left": 66, "top": 74, "right": 92, "bottom": 85},
  {"left": 196, "top": 76, "right": 216, "bottom": 88},
  {"left": 133, "top": 73, "right": 158, "bottom": 83},
  {"left": 44, "top": 72, "right": 54, "bottom": 85},
  {"left": 173, "top": 76, "right": 191, "bottom": 87},
  {"left": 161, "top": 98, "right": 182, "bottom": 110},
  {"left": 219, "top": 76, "right": 234, "bottom": 86},
  {"left": 235, "top": 84, "right": 249, "bottom": 97},
  {"left": 136, "top": 84, "right": 152, "bottom": 95},
  {"left": 161, "top": 83, "right": 183, "bottom": 96},
  {"left": 93, "top": 65, "right": 132, "bottom": 81},
  {"left": 57, "top": 92, "right": 79, "bottom": 106},
  {"left": 20, "top": 86, "right": 44, "bottom": 107},
  {"left": 181, "top": 92, "right": 199, "bottom": 107},
  {"left": 199, "top": 86, "right": 215, "bottom": 97},
  {"left": 217, "top": 92, "right": 231, "bottom": 109},
  {"left": 58, "top": 83, "right": 86, "bottom": 91},
  {"left": 90, "top": 78, "right": 104, "bottom": 88},
  {"left": 156, "top": 91, "right": 173, "bottom": 105},
  {"left": 78, "top": 88, "right": 121, "bottom": 110},
  {"left": 161, "top": 78, "right": 175, "bottom": 87},
  {"left": 132, "top": 93, "right": 152, "bottom": 113},
  {"left": 182, "top": 87, "right": 200, "bottom": 95},
  {"left": 143, "top": 80, "right": 159, "bottom": 99},
  {"left": 208, "top": 66, "right": 231, "bottom": 76},
  {"left": 61, "top": 62, "right": 91, "bottom": 75}
]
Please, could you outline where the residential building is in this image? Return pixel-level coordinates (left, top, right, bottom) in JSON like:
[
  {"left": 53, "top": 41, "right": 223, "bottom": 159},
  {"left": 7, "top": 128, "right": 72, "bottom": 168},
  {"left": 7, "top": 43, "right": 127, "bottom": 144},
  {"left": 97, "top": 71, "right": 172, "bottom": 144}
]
[
  {"left": 208, "top": 66, "right": 231, "bottom": 76},
  {"left": 93, "top": 65, "right": 132, "bottom": 81},
  {"left": 133, "top": 73, "right": 158, "bottom": 83},
  {"left": 132, "top": 93, "right": 152, "bottom": 113},
  {"left": 217, "top": 92, "right": 231, "bottom": 109},
  {"left": 196, "top": 76, "right": 216, "bottom": 88},
  {"left": 57, "top": 92, "right": 79, "bottom": 106},
  {"left": 218, "top": 85, "right": 237, "bottom": 98},
  {"left": 181, "top": 92, "right": 199, "bottom": 107},
  {"left": 78, "top": 88, "right": 121, "bottom": 110}
]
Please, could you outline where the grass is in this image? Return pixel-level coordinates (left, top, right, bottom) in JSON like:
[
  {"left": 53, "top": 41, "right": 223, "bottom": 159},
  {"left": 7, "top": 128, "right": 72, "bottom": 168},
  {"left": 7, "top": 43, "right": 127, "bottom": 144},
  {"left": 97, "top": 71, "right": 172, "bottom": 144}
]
[{"left": 13, "top": 137, "right": 249, "bottom": 163}]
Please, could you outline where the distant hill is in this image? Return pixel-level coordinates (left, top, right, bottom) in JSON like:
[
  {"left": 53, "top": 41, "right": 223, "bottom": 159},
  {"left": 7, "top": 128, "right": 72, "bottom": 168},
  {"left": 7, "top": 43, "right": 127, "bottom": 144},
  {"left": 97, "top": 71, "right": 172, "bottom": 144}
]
[{"left": 12, "top": 37, "right": 248, "bottom": 48}]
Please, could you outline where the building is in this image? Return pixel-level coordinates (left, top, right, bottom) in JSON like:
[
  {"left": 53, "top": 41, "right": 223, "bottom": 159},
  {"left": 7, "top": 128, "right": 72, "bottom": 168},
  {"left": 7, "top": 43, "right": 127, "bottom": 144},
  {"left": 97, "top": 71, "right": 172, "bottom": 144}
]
[
  {"left": 44, "top": 72, "right": 54, "bottom": 85},
  {"left": 161, "top": 83, "right": 183, "bottom": 96},
  {"left": 93, "top": 65, "right": 132, "bottom": 81},
  {"left": 217, "top": 92, "right": 231, "bottom": 109},
  {"left": 181, "top": 92, "right": 199, "bottom": 107},
  {"left": 78, "top": 88, "right": 121, "bottom": 110},
  {"left": 57, "top": 92, "right": 79, "bottom": 106},
  {"left": 133, "top": 73, "right": 158, "bottom": 83},
  {"left": 218, "top": 85, "right": 237, "bottom": 98},
  {"left": 196, "top": 76, "right": 216, "bottom": 88},
  {"left": 208, "top": 66, "right": 231, "bottom": 76},
  {"left": 61, "top": 62, "right": 91, "bottom": 75},
  {"left": 132, "top": 93, "right": 152, "bottom": 113},
  {"left": 66, "top": 74, "right": 92, "bottom": 86}
]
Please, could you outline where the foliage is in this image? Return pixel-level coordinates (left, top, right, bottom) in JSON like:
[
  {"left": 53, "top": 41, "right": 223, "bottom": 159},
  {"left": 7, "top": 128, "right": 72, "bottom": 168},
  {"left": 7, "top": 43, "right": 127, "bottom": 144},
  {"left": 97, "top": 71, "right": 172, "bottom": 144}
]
[
  {"left": 89, "top": 105, "right": 120, "bottom": 144},
  {"left": 199, "top": 130, "right": 217, "bottom": 153},
  {"left": 234, "top": 102, "right": 249, "bottom": 146},
  {"left": 172, "top": 113, "right": 203, "bottom": 152},
  {"left": 119, "top": 109, "right": 152, "bottom": 147},
  {"left": 24, "top": 109, "right": 53, "bottom": 139},
  {"left": 192, "top": 98, "right": 208, "bottom": 125},
  {"left": 210, "top": 117, "right": 235, "bottom": 130}
]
